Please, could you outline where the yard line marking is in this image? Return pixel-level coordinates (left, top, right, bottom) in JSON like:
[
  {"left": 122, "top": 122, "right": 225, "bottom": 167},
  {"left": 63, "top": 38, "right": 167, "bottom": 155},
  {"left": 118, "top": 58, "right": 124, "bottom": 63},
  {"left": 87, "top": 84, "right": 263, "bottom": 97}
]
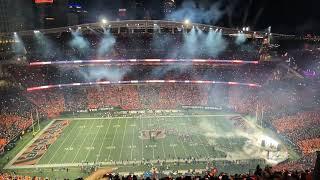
[
  {"left": 59, "top": 120, "right": 88, "bottom": 163},
  {"left": 149, "top": 116, "right": 154, "bottom": 160},
  {"left": 47, "top": 120, "right": 79, "bottom": 164},
  {"left": 188, "top": 117, "right": 210, "bottom": 158},
  {"left": 85, "top": 119, "right": 104, "bottom": 161},
  {"left": 71, "top": 119, "right": 96, "bottom": 163},
  {"left": 119, "top": 119, "right": 128, "bottom": 161},
  {"left": 181, "top": 117, "right": 200, "bottom": 159},
  {"left": 107, "top": 119, "right": 120, "bottom": 161},
  {"left": 96, "top": 118, "right": 112, "bottom": 163},
  {"left": 163, "top": 118, "right": 177, "bottom": 160},
  {"left": 171, "top": 144, "right": 177, "bottom": 159},
  {"left": 156, "top": 118, "right": 166, "bottom": 159},
  {"left": 149, "top": 116, "right": 152, "bottom": 128},
  {"left": 173, "top": 118, "right": 188, "bottom": 158},
  {"left": 141, "top": 115, "right": 144, "bottom": 159},
  {"left": 130, "top": 121, "right": 135, "bottom": 160}
]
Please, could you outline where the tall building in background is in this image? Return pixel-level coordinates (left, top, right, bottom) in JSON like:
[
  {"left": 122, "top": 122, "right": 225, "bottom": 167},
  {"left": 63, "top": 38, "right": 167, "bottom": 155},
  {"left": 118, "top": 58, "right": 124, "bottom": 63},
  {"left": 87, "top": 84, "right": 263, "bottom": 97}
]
[
  {"left": 120, "top": 0, "right": 162, "bottom": 20},
  {"left": 67, "top": 1, "right": 89, "bottom": 25},
  {"left": 0, "top": 0, "right": 34, "bottom": 32},
  {"left": 163, "top": 0, "right": 175, "bottom": 17},
  {"left": 134, "top": 0, "right": 146, "bottom": 19},
  {"left": 118, "top": 8, "right": 127, "bottom": 20},
  {"left": 34, "top": 0, "right": 68, "bottom": 29}
]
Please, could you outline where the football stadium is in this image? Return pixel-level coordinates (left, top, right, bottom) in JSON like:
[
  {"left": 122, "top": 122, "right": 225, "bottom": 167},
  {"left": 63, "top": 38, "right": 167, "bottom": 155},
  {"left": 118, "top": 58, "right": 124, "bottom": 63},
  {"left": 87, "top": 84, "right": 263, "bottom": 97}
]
[{"left": 0, "top": 15, "right": 319, "bottom": 180}]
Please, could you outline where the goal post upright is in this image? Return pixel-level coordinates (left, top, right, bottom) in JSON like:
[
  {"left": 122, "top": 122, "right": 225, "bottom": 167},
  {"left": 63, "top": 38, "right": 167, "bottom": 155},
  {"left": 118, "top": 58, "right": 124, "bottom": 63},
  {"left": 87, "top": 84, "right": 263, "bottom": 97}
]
[
  {"left": 31, "top": 110, "right": 35, "bottom": 135},
  {"left": 36, "top": 108, "right": 40, "bottom": 132}
]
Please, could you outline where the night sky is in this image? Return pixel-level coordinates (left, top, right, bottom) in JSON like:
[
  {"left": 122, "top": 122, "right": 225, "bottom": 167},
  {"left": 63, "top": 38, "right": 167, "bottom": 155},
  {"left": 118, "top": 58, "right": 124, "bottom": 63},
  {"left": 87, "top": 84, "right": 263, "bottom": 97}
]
[{"left": 77, "top": 0, "right": 320, "bottom": 34}]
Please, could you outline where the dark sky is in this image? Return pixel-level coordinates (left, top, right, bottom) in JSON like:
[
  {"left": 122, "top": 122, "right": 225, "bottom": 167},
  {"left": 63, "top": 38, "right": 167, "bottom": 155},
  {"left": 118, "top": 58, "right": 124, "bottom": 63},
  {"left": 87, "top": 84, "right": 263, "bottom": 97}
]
[{"left": 79, "top": 0, "right": 320, "bottom": 34}]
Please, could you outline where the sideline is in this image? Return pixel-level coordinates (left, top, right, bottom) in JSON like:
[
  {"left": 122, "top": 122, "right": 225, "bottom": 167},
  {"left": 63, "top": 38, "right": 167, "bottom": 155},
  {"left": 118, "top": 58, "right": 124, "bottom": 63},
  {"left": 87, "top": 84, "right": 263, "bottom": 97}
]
[
  {"left": 4, "top": 120, "right": 56, "bottom": 169},
  {"left": 55, "top": 114, "right": 237, "bottom": 121}
]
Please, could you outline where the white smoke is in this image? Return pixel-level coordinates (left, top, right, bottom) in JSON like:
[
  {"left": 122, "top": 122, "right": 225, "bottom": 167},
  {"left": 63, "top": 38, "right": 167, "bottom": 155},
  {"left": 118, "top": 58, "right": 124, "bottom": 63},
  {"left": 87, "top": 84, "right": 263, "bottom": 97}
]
[{"left": 166, "top": 0, "right": 224, "bottom": 24}]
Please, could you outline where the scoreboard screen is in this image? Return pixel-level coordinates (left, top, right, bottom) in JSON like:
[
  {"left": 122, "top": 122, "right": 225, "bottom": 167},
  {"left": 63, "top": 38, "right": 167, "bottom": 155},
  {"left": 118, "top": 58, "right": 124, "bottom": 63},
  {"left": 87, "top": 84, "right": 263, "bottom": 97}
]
[{"left": 35, "top": 0, "right": 54, "bottom": 3}]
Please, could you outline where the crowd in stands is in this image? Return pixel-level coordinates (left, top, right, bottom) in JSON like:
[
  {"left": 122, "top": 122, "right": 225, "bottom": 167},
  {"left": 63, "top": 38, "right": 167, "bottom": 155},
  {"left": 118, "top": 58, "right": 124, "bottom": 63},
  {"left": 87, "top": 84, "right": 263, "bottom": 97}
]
[
  {"left": 271, "top": 110, "right": 320, "bottom": 154},
  {"left": 0, "top": 115, "right": 31, "bottom": 153},
  {"left": 72, "top": 84, "right": 215, "bottom": 111},
  {"left": 89, "top": 166, "right": 315, "bottom": 180},
  {"left": 0, "top": 173, "right": 48, "bottom": 180},
  {"left": 272, "top": 110, "right": 320, "bottom": 134},
  {"left": 26, "top": 90, "right": 65, "bottom": 118},
  {"left": 0, "top": 164, "right": 316, "bottom": 180}
]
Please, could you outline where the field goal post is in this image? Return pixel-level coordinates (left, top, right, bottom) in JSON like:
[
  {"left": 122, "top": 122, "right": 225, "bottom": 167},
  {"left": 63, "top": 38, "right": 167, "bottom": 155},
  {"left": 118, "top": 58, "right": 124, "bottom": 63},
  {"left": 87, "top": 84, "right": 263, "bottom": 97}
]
[{"left": 31, "top": 109, "right": 41, "bottom": 135}]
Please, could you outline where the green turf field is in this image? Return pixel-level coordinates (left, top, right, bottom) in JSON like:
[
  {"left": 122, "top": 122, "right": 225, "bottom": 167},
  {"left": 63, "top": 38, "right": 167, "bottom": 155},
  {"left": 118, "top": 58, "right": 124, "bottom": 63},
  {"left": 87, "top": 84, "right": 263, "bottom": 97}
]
[
  {"left": 6, "top": 113, "right": 291, "bottom": 172},
  {"left": 38, "top": 115, "right": 230, "bottom": 165}
]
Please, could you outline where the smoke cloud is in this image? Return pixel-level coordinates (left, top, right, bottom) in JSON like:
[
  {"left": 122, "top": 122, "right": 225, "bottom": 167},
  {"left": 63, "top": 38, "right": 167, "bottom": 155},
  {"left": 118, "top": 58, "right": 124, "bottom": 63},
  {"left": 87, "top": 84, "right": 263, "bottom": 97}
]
[
  {"left": 97, "top": 29, "right": 116, "bottom": 58},
  {"left": 79, "top": 66, "right": 131, "bottom": 82},
  {"left": 12, "top": 34, "right": 26, "bottom": 55},
  {"left": 34, "top": 32, "right": 61, "bottom": 59},
  {"left": 235, "top": 33, "right": 247, "bottom": 45},
  {"left": 69, "top": 30, "right": 90, "bottom": 54},
  {"left": 166, "top": 0, "right": 224, "bottom": 24}
]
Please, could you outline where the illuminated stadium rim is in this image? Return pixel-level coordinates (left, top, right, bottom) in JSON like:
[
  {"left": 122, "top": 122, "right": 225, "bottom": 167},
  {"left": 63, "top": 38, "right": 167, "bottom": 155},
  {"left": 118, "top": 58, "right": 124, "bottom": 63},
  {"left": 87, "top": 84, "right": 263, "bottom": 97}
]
[
  {"left": 29, "top": 59, "right": 259, "bottom": 66},
  {"left": 1, "top": 20, "right": 293, "bottom": 39},
  {"left": 27, "top": 80, "right": 261, "bottom": 92}
]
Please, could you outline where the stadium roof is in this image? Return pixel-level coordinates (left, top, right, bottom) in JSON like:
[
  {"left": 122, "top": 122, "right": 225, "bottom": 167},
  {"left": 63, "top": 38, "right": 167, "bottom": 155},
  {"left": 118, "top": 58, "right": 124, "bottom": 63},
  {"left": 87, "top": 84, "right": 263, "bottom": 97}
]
[{"left": 0, "top": 20, "right": 294, "bottom": 39}]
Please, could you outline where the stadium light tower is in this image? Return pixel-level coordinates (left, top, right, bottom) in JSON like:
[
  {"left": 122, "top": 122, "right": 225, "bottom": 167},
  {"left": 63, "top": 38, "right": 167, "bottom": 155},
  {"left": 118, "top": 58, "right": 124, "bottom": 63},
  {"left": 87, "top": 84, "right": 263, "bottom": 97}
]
[
  {"left": 184, "top": 19, "right": 190, "bottom": 25},
  {"left": 101, "top": 18, "right": 108, "bottom": 24}
]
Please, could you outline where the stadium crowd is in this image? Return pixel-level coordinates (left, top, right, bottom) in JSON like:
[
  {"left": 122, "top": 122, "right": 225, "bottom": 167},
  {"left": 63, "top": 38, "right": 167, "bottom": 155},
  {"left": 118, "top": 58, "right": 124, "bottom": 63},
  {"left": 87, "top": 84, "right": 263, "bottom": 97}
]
[
  {"left": 0, "top": 165, "right": 316, "bottom": 180},
  {"left": 270, "top": 110, "right": 320, "bottom": 155},
  {"left": 0, "top": 115, "right": 32, "bottom": 153}
]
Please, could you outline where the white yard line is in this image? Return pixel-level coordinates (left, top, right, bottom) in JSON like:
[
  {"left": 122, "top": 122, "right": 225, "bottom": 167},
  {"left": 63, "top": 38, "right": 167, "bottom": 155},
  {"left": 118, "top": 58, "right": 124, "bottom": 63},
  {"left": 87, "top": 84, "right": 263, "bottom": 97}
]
[
  {"left": 188, "top": 117, "right": 210, "bottom": 158},
  {"left": 118, "top": 118, "right": 128, "bottom": 161},
  {"left": 164, "top": 118, "right": 177, "bottom": 160},
  {"left": 195, "top": 135, "right": 210, "bottom": 158},
  {"left": 174, "top": 118, "right": 188, "bottom": 158},
  {"left": 141, "top": 116, "right": 144, "bottom": 158},
  {"left": 156, "top": 118, "right": 166, "bottom": 159},
  {"left": 130, "top": 121, "right": 135, "bottom": 160},
  {"left": 71, "top": 120, "right": 96, "bottom": 163},
  {"left": 96, "top": 118, "right": 112, "bottom": 163},
  {"left": 148, "top": 116, "right": 155, "bottom": 160},
  {"left": 149, "top": 116, "right": 152, "bottom": 128},
  {"left": 181, "top": 118, "right": 200, "bottom": 158},
  {"left": 107, "top": 119, "right": 120, "bottom": 161},
  {"left": 47, "top": 120, "right": 79, "bottom": 164},
  {"left": 172, "top": 145, "right": 177, "bottom": 159},
  {"left": 59, "top": 120, "right": 89, "bottom": 163},
  {"left": 177, "top": 138, "right": 189, "bottom": 158},
  {"left": 84, "top": 119, "right": 104, "bottom": 161}
]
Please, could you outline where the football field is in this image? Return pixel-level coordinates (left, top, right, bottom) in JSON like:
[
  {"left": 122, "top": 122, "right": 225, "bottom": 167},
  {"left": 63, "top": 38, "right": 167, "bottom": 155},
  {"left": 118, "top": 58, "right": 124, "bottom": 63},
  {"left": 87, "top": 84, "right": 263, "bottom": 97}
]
[
  {"left": 7, "top": 113, "right": 285, "bottom": 170},
  {"left": 38, "top": 115, "right": 229, "bottom": 165}
]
